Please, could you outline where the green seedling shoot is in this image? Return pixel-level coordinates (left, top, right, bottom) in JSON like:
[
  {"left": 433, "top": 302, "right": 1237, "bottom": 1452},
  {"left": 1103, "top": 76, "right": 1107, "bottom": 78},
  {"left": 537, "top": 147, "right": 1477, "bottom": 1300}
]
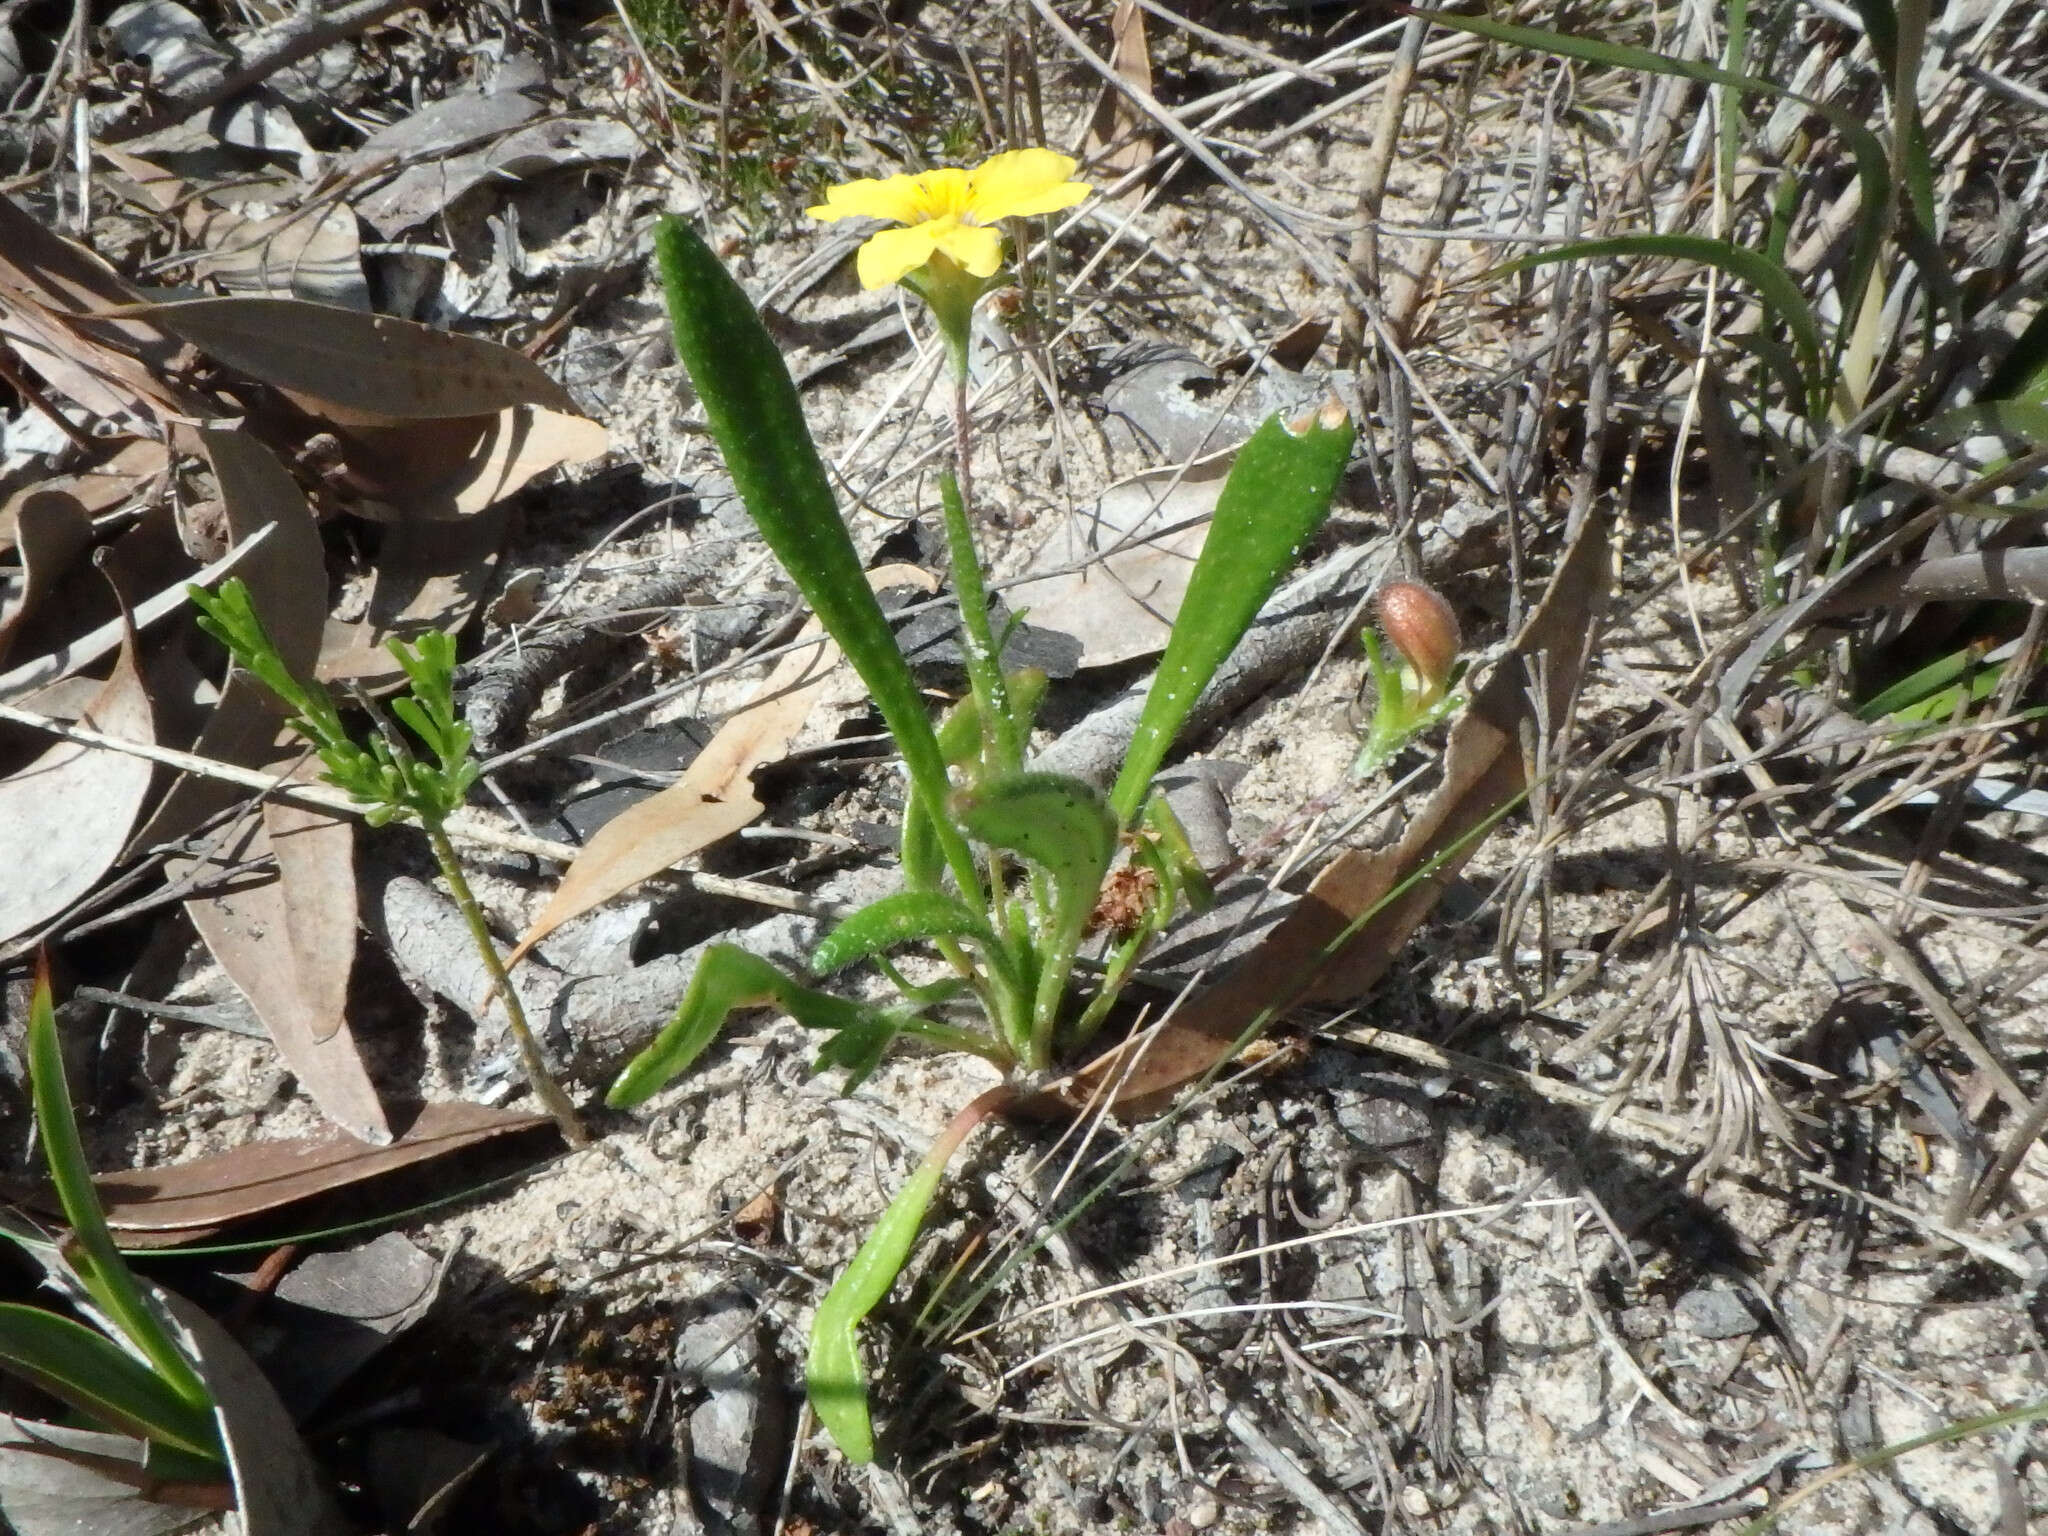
[
  {"left": 607, "top": 151, "right": 1356, "bottom": 1462},
  {"left": 185, "top": 581, "right": 587, "bottom": 1147},
  {"left": 0, "top": 959, "right": 226, "bottom": 1475}
]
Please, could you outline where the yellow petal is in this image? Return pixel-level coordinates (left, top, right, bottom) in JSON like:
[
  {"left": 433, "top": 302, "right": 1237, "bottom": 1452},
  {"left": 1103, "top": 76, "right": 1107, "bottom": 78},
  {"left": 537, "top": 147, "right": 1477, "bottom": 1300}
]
[
  {"left": 856, "top": 222, "right": 942, "bottom": 288},
  {"left": 935, "top": 221, "right": 1003, "bottom": 279},
  {"left": 906, "top": 167, "right": 972, "bottom": 220},
  {"left": 807, "top": 173, "right": 930, "bottom": 226},
  {"left": 965, "top": 148, "right": 1090, "bottom": 221}
]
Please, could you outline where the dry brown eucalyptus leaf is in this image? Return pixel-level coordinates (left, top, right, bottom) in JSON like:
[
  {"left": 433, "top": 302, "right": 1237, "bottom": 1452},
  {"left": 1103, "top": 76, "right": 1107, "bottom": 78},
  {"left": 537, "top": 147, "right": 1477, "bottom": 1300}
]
[
  {"left": 130, "top": 429, "right": 326, "bottom": 851},
  {"left": 0, "top": 626, "right": 156, "bottom": 944},
  {"left": 0, "top": 193, "right": 200, "bottom": 427},
  {"left": 314, "top": 506, "right": 509, "bottom": 690},
  {"left": 504, "top": 563, "right": 939, "bottom": 969},
  {"left": 1078, "top": 0, "right": 1156, "bottom": 197},
  {"left": 1006, "top": 451, "right": 1233, "bottom": 667},
  {"left": 0, "top": 491, "right": 92, "bottom": 669},
  {"left": 176, "top": 772, "right": 383, "bottom": 1143},
  {"left": 125, "top": 295, "right": 579, "bottom": 421},
  {"left": 82, "top": 1101, "right": 553, "bottom": 1242}
]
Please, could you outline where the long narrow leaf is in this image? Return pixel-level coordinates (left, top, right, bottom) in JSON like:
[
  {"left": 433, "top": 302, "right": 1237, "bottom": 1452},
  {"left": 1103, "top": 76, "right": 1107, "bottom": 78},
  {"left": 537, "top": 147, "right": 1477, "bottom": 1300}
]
[
  {"left": 1494, "top": 235, "right": 1825, "bottom": 412},
  {"left": 805, "top": 1086, "right": 1006, "bottom": 1463},
  {"left": 25, "top": 961, "right": 218, "bottom": 1428},
  {"left": 1110, "top": 402, "right": 1354, "bottom": 823},
  {"left": 1418, "top": 8, "right": 1896, "bottom": 396},
  {"left": 607, "top": 943, "right": 884, "bottom": 1106},
  {"left": 0, "top": 1303, "right": 222, "bottom": 1460},
  {"left": 653, "top": 217, "right": 979, "bottom": 902}
]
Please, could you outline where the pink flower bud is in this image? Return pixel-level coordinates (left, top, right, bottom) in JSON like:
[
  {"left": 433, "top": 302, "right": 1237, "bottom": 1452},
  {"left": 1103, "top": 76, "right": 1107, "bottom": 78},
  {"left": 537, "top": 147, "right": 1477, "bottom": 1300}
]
[{"left": 1375, "top": 581, "right": 1459, "bottom": 695}]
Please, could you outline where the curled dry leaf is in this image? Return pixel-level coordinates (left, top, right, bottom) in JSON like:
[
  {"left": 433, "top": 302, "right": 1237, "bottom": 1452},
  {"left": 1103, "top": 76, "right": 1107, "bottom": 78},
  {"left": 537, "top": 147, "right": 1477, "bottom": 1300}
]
[
  {"left": 0, "top": 628, "right": 156, "bottom": 945},
  {"left": 1048, "top": 499, "right": 1616, "bottom": 1116},
  {"left": 152, "top": 1291, "right": 351, "bottom": 1536},
  {"left": 175, "top": 785, "right": 383, "bottom": 1144},
  {"left": 504, "top": 564, "right": 939, "bottom": 969},
  {"left": 314, "top": 506, "right": 509, "bottom": 689},
  {"left": 130, "top": 429, "right": 326, "bottom": 851},
  {"left": 0, "top": 492, "right": 92, "bottom": 670},
  {"left": 337, "top": 407, "right": 610, "bottom": 521}
]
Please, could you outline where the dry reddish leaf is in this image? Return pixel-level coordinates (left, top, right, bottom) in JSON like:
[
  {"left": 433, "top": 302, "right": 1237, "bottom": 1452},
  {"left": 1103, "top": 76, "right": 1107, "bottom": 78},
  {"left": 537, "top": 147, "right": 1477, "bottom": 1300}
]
[
  {"left": 125, "top": 296, "right": 580, "bottom": 422},
  {"left": 0, "top": 443, "right": 171, "bottom": 567},
  {"left": 336, "top": 406, "right": 609, "bottom": 520},
  {"left": 0, "top": 491, "right": 91, "bottom": 670},
  {"left": 315, "top": 506, "right": 510, "bottom": 690},
  {"left": 0, "top": 193, "right": 200, "bottom": 428},
  {"left": 185, "top": 201, "right": 368, "bottom": 310},
  {"left": 732, "top": 1187, "right": 780, "bottom": 1245},
  {"left": 0, "top": 626, "right": 156, "bottom": 945},
  {"left": 1050, "top": 501, "right": 1617, "bottom": 1116},
  {"left": 82, "top": 1102, "right": 552, "bottom": 1243},
  {"left": 505, "top": 564, "right": 938, "bottom": 968},
  {"left": 177, "top": 772, "right": 383, "bottom": 1143},
  {"left": 1080, "top": 0, "right": 1156, "bottom": 196},
  {"left": 1007, "top": 450, "right": 1234, "bottom": 667},
  {"left": 131, "top": 430, "right": 327, "bottom": 850}
]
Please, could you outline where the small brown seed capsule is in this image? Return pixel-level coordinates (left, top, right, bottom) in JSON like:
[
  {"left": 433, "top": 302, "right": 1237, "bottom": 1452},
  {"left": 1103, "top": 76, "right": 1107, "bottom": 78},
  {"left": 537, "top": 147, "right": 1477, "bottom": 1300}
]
[{"left": 1375, "top": 580, "right": 1460, "bottom": 693}]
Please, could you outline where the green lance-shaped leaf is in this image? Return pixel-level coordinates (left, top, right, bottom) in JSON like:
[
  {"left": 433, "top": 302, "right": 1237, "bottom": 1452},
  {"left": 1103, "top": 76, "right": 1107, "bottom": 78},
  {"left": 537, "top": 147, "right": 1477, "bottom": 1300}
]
[
  {"left": 806, "top": 1085, "right": 1005, "bottom": 1462},
  {"left": 654, "top": 217, "right": 977, "bottom": 903},
  {"left": 24, "top": 961, "right": 219, "bottom": 1440},
  {"left": 1111, "top": 403, "right": 1355, "bottom": 825},
  {"left": 607, "top": 943, "right": 885, "bottom": 1106},
  {"left": 953, "top": 772, "right": 1118, "bottom": 1059},
  {"left": 0, "top": 1303, "right": 223, "bottom": 1460},
  {"left": 811, "top": 889, "right": 1023, "bottom": 997}
]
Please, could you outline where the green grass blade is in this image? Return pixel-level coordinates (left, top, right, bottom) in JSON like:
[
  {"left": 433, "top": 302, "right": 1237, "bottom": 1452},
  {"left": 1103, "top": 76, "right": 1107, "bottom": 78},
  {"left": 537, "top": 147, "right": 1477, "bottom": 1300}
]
[
  {"left": 1493, "top": 235, "right": 1825, "bottom": 412},
  {"left": 26, "top": 962, "right": 217, "bottom": 1427},
  {"left": 1110, "top": 403, "right": 1354, "bottom": 824},
  {"left": 652, "top": 217, "right": 979, "bottom": 904},
  {"left": 606, "top": 943, "right": 880, "bottom": 1106},
  {"left": 1418, "top": 8, "right": 1894, "bottom": 403},
  {"left": 0, "top": 1302, "right": 223, "bottom": 1461}
]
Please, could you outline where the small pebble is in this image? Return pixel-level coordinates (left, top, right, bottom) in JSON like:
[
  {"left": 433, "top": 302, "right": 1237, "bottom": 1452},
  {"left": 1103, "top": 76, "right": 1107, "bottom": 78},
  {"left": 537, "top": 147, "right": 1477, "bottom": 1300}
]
[{"left": 1674, "top": 1286, "right": 1757, "bottom": 1339}]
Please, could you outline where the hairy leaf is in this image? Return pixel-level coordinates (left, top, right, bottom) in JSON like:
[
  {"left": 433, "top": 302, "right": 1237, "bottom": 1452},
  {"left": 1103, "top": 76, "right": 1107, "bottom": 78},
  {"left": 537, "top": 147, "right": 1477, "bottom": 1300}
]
[
  {"left": 607, "top": 944, "right": 883, "bottom": 1106},
  {"left": 1110, "top": 403, "right": 1354, "bottom": 824},
  {"left": 653, "top": 218, "right": 976, "bottom": 901}
]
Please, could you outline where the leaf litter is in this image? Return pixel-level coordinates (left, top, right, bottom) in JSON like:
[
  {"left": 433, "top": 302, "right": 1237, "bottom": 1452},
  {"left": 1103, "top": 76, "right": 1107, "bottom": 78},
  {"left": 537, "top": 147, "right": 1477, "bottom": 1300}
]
[{"left": 0, "top": 2, "right": 2045, "bottom": 1533}]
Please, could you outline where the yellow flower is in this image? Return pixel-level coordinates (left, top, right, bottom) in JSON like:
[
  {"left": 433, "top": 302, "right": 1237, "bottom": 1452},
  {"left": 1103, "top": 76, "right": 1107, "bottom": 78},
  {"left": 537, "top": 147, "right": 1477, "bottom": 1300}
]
[{"left": 805, "top": 148, "right": 1090, "bottom": 290}]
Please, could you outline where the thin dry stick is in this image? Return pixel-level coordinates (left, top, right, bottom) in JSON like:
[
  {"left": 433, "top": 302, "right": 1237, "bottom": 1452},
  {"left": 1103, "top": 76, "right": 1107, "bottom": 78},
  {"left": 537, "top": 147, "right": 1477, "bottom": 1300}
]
[
  {"left": 1849, "top": 910, "right": 2031, "bottom": 1118},
  {"left": 0, "top": 700, "right": 832, "bottom": 917}
]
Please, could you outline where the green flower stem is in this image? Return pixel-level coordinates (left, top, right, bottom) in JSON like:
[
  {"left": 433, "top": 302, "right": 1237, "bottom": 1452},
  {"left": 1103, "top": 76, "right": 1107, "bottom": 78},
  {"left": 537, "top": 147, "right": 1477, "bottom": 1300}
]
[
  {"left": 424, "top": 822, "right": 587, "bottom": 1147},
  {"left": 938, "top": 456, "right": 1018, "bottom": 776}
]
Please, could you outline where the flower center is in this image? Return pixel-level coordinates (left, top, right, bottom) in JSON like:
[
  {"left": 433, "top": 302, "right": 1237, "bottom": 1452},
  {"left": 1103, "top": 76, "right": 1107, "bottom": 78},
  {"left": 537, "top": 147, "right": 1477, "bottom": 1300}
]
[{"left": 908, "top": 168, "right": 975, "bottom": 225}]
